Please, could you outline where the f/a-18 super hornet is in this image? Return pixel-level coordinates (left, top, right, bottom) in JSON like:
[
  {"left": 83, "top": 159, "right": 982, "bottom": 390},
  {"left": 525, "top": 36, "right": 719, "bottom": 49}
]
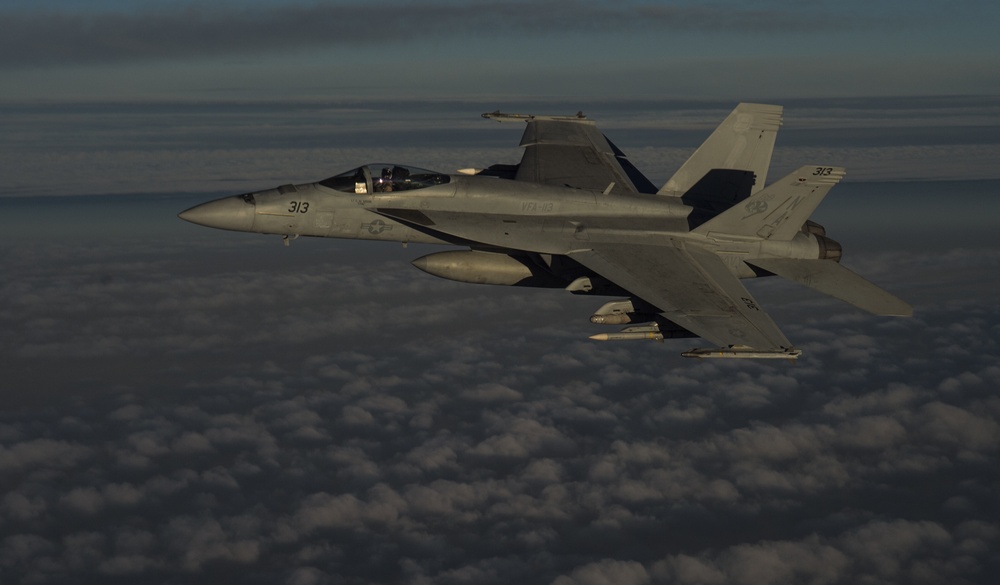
[{"left": 179, "top": 104, "right": 911, "bottom": 359}]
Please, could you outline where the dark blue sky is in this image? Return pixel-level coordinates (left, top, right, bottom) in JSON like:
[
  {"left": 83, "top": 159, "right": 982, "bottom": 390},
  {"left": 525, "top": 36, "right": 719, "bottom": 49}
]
[{"left": 2, "top": 0, "right": 999, "bottom": 100}]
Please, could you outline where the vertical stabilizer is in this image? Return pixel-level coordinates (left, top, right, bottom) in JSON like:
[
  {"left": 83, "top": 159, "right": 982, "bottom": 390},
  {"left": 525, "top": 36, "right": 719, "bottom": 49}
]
[
  {"left": 659, "top": 103, "right": 782, "bottom": 197},
  {"left": 693, "top": 166, "right": 845, "bottom": 240}
]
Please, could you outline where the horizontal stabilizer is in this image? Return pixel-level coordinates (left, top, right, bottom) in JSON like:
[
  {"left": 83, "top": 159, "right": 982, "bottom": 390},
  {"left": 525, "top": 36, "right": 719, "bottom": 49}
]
[{"left": 748, "top": 258, "right": 913, "bottom": 316}]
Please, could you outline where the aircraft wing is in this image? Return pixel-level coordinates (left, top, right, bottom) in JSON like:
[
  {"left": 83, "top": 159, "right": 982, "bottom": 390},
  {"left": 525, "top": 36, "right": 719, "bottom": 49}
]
[
  {"left": 486, "top": 113, "right": 656, "bottom": 194},
  {"left": 569, "top": 242, "right": 793, "bottom": 351}
]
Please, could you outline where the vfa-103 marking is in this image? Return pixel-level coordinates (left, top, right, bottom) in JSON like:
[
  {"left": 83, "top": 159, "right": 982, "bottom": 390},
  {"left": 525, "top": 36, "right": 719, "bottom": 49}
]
[{"left": 179, "top": 105, "right": 911, "bottom": 359}]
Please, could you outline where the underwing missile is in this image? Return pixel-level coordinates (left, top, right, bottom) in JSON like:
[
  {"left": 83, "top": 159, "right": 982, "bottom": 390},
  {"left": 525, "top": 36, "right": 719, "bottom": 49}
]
[{"left": 589, "top": 332, "right": 664, "bottom": 341}]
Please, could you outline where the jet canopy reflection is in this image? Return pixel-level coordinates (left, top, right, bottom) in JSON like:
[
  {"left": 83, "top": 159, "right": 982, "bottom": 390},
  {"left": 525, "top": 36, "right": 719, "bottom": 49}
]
[{"left": 319, "top": 164, "right": 450, "bottom": 195}]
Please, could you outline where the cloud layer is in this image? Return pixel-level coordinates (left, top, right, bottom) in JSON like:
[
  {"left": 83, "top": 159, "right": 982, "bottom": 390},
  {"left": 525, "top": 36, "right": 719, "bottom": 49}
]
[{"left": 2, "top": 210, "right": 999, "bottom": 583}]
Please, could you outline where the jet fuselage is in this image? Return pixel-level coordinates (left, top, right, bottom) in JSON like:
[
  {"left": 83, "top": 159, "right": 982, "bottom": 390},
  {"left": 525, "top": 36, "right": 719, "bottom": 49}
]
[{"left": 183, "top": 174, "right": 827, "bottom": 283}]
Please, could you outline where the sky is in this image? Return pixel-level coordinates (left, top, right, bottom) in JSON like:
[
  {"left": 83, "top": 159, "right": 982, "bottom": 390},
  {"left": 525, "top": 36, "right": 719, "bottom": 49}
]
[
  {"left": 1, "top": 1, "right": 999, "bottom": 584},
  {"left": 1, "top": 0, "right": 999, "bottom": 101}
]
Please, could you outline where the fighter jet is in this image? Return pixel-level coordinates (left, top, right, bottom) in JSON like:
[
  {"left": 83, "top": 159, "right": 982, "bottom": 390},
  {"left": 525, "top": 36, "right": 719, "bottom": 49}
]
[{"left": 179, "top": 104, "right": 911, "bottom": 359}]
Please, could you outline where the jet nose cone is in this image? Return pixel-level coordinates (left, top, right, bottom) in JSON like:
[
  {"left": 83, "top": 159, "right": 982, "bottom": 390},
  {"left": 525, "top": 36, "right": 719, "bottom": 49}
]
[{"left": 178, "top": 195, "right": 255, "bottom": 232}]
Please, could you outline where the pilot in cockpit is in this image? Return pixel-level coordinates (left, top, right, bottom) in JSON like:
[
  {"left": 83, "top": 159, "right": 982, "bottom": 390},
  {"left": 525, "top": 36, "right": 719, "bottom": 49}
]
[
  {"left": 376, "top": 166, "right": 412, "bottom": 192},
  {"left": 376, "top": 167, "right": 394, "bottom": 192}
]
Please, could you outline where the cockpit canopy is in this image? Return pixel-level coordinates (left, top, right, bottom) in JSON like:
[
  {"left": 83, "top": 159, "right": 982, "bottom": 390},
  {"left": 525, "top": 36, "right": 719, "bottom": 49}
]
[{"left": 319, "top": 164, "right": 450, "bottom": 195}]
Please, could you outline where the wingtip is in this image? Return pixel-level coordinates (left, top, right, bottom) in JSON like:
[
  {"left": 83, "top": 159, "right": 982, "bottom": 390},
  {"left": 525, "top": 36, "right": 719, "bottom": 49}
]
[{"left": 886, "top": 302, "right": 914, "bottom": 318}]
